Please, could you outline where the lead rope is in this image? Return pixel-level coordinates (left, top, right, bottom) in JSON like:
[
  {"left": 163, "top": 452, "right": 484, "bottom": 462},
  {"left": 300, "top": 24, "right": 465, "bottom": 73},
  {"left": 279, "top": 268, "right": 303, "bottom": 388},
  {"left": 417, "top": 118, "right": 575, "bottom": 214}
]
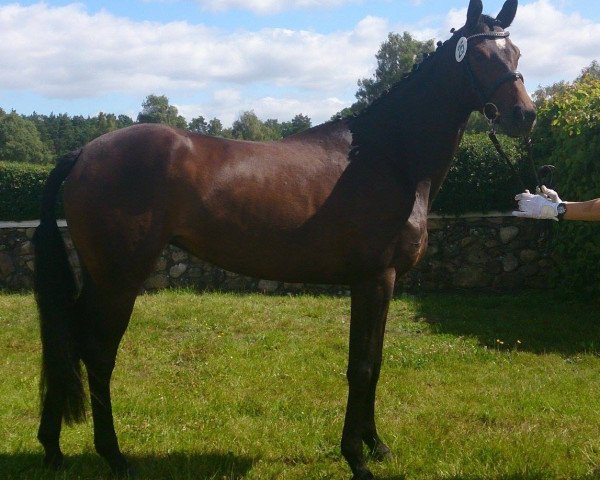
[
  {"left": 485, "top": 109, "right": 527, "bottom": 191},
  {"left": 484, "top": 103, "right": 546, "bottom": 192}
]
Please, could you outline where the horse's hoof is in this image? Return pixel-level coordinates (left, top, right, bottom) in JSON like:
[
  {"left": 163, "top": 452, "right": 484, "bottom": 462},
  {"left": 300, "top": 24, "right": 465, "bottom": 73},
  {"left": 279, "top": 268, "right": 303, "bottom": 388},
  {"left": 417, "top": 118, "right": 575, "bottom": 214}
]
[
  {"left": 42, "top": 452, "right": 65, "bottom": 470},
  {"left": 351, "top": 469, "right": 375, "bottom": 480},
  {"left": 109, "top": 458, "right": 137, "bottom": 479},
  {"left": 113, "top": 465, "right": 137, "bottom": 479},
  {"left": 370, "top": 443, "right": 393, "bottom": 462}
]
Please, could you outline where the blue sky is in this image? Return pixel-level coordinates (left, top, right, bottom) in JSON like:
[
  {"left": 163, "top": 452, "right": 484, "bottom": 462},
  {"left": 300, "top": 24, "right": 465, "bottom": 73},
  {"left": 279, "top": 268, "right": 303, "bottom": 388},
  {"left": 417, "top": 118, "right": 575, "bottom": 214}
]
[{"left": 1, "top": 0, "right": 599, "bottom": 125}]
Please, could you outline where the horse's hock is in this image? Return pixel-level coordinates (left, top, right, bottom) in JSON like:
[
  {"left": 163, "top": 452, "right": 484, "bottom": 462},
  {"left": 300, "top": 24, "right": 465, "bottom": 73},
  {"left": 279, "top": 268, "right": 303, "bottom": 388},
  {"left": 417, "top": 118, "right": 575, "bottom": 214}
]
[{"left": 0, "top": 214, "right": 557, "bottom": 293}]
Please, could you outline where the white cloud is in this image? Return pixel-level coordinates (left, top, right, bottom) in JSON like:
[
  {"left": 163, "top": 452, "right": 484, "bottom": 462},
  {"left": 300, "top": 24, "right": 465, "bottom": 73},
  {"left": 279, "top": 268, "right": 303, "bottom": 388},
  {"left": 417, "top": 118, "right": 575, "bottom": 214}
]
[
  {"left": 510, "top": 0, "right": 600, "bottom": 87},
  {"left": 195, "top": 0, "right": 359, "bottom": 15},
  {"left": 0, "top": 3, "right": 384, "bottom": 100},
  {"left": 1, "top": 1, "right": 598, "bottom": 124}
]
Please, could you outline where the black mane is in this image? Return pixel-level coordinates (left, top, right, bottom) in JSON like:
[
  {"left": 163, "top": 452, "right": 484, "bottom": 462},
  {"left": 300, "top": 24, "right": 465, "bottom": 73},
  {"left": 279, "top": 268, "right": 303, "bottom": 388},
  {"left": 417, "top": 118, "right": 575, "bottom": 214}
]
[{"left": 347, "top": 12, "right": 504, "bottom": 125}]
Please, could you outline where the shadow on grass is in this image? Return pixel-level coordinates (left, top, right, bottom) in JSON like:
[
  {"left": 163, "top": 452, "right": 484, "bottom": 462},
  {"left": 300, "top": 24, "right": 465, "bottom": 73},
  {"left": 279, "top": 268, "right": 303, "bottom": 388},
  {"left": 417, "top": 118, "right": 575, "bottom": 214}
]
[
  {"left": 437, "top": 474, "right": 600, "bottom": 480},
  {"left": 2, "top": 453, "right": 597, "bottom": 480},
  {"left": 379, "top": 467, "right": 600, "bottom": 480},
  {"left": 0, "top": 451, "right": 256, "bottom": 479},
  {"left": 411, "top": 293, "right": 600, "bottom": 356}
]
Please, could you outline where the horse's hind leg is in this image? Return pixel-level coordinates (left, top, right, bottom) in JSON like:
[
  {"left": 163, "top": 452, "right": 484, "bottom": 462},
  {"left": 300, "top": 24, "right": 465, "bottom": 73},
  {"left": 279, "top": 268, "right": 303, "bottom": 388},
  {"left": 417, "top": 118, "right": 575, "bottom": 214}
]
[
  {"left": 78, "top": 276, "right": 138, "bottom": 476},
  {"left": 38, "top": 388, "right": 65, "bottom": 468}
]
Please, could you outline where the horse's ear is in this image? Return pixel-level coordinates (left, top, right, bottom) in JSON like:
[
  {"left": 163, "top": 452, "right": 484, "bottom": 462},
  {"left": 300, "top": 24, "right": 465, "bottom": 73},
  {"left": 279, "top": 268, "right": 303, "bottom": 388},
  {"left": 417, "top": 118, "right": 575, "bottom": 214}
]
[
  {"left": 466, "top": 0, "right": 483, "bottom": 30},
  {"left": 496, "top": 0, "right": 518, "bottom": 28}
]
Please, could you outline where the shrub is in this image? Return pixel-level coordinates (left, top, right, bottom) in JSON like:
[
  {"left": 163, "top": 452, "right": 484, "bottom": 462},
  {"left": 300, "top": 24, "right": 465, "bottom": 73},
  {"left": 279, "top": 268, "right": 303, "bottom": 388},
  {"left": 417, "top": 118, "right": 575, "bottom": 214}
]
[
  {"left": 0, "top": 162, "right": 53, "bottom": 220},
  {"left": 433, "top": 133, "right": 534, "bottom": 215},
  {"left": 533, "top": 77, "right": 600, "bottom": 294}
]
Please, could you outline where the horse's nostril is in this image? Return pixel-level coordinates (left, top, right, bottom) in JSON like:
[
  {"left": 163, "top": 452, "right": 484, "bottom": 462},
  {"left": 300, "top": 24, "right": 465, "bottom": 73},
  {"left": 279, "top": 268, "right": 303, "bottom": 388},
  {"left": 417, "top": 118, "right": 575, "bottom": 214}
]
[
  {"left": 513, "top": 105, "right": 525, "bottom": 122},
  {"left": 524, "top": 108, "right": 536, "bottom": 124},
  {"left": 513, "top": 105, "right": 536, "bottom": 126}
]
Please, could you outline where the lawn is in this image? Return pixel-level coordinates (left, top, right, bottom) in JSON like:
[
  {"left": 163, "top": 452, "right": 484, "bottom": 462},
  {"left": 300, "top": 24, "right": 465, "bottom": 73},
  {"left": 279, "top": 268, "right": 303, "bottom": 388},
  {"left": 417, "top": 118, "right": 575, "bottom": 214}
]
[{"left": 1, "top": 291, "right": 599, "bottom": 479}]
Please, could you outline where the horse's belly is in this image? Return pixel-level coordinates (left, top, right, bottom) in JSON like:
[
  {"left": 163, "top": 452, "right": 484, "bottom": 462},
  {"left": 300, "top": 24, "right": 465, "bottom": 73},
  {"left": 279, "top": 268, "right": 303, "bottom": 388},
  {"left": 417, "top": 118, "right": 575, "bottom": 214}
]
[{"left": 173, "top": 222, "right": 380, "bottom": 284}]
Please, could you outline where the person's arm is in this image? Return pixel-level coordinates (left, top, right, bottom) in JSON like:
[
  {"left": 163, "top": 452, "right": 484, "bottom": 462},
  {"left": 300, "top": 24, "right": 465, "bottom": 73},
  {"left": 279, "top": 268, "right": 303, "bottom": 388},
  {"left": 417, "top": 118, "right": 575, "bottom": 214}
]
[
  {"left": 563, "top": 198, "right": 600, "bottom": 221},
  {"left": 513, "top": 186, "right": 600, "bottom": 221}
]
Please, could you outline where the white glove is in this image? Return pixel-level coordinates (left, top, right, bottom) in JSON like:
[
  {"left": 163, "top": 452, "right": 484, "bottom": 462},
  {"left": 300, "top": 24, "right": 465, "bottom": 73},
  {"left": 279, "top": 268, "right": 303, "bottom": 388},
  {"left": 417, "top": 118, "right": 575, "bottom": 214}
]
[
  {"left": 512, "top": 189, "right": 560, "bottom": 221},
  {"left": 535, "top": 185, "right": 562, "bottom": 203}
]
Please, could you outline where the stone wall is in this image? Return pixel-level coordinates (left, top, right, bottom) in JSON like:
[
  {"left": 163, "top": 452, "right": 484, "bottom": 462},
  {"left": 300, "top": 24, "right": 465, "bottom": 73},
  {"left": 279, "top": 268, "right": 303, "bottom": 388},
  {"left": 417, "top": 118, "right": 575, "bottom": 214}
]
[
  {"left": 403, "top": 214, "right": 556, "bottom": 291},
  {"left": 0, "top": 214, "right": 557, "bottom": 294}
]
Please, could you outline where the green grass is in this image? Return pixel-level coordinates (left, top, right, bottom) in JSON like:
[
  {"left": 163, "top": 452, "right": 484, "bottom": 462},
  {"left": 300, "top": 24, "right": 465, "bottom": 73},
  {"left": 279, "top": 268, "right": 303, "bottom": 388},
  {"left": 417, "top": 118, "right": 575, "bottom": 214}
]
[{"left": 1, "top": 291, "right": 599, "bottom": 479}]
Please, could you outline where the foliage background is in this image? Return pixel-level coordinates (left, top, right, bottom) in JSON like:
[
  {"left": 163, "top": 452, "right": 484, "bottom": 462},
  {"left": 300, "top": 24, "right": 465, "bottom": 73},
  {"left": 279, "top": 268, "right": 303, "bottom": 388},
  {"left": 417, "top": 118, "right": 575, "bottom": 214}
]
[
  {"left": 532, "top": 75, "right": 600, "bottom": 294},
  {"left": 433, "top": 133, "right": 532, "bottom": 215},
  {"left": 0, "top": 162, "right": 53, "bottom": 221}
]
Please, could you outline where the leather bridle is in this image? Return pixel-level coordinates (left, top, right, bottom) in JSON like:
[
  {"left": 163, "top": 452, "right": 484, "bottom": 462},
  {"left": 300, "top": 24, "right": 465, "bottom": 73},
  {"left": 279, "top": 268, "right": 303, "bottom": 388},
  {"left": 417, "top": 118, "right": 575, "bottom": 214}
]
[
  {"left": 458, "top": 30, "right": 551, "bottom": 191},
  {"left": 461, "top": 30, "right": 524, "bottom": 118}
]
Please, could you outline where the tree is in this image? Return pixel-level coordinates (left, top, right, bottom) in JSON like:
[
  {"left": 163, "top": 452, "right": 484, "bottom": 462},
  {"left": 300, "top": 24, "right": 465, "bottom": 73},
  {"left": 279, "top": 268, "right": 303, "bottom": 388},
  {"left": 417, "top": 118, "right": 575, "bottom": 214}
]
[
  {"left": 532, "top": 80, "right": 570, "bottom": 107},
  {"left": 280, "top": 114, "right": 311, "bottom": 137},
  {"left": 533, "top": 61, "right": 599, "bottom": 108},
  {"left": 264, "top": 118, "right": 282, "bottom": 137},
  {"left": 576, "top": 59, "right": 600, "bottom": 82},
  {"left": 207, "top": 118, "right": 224, "bottom": 137},
  {"left": 44, "top": 113, "right": 78, "bottom": 157},
  {"left": 0, "top": 111, "right": 53, "bottom": 163},
  {"left": 231, "top": 111, "right": 280, "bottom": 141},
  {"left": 354, "top": 32, "right": 435, "bottom": 110},
  {"left": 117, "top": 115, "right": 134, "bottom": 129},
  {"left": 137, "top": 94, "right": 187, "bottom": 128},
  {"left": 188, "top": 115, "right": 209, "bottom": 134},
  {"left": 93, "top": 112, "right": 118, "bottom": 138}
]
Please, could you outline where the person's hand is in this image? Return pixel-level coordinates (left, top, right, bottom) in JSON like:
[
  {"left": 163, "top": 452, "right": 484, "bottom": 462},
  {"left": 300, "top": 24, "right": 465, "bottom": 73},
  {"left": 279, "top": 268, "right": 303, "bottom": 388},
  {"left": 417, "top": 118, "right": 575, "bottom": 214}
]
[
  {"left": 535, "top": 185, "right": 562, "bottom": 203},
  {"left": 512, "top": 189, "right": 560, "bottom": 221}
]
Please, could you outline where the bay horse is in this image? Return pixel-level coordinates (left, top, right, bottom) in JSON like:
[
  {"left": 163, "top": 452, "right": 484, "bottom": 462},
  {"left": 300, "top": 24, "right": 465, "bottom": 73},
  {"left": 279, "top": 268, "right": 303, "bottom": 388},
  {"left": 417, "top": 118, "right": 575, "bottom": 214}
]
[{"left": 33, "top": 0, "right": 535, "bottom": 478}]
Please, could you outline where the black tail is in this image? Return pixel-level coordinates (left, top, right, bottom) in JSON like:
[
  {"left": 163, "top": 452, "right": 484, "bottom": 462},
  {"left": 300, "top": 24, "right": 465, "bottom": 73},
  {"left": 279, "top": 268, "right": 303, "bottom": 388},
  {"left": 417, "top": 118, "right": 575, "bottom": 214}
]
[{"left": 33, "top": 149, "right": 86, "bottom": 425}]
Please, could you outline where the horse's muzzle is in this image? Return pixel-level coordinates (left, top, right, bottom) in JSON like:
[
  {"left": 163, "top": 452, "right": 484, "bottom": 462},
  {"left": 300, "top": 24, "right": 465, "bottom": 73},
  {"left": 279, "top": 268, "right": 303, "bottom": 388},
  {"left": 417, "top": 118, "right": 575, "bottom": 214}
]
[
  {"left": 502, "top": 104, "right": 536, "bottom": 136},
  {"left": 513, "top": 105, "right": 536, "bottom": 133}
]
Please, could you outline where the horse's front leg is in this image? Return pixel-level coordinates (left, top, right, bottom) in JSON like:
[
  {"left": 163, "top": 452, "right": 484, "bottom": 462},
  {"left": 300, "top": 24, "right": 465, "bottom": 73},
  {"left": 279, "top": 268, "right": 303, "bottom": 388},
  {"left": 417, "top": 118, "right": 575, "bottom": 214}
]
[{"left": 341, "top": 268, "right": 396, "bottom": 480}]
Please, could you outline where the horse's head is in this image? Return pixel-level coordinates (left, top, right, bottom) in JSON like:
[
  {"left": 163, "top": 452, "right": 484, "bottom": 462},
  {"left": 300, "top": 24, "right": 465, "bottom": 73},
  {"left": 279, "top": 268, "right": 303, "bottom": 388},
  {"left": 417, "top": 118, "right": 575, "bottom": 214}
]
[{"left": 453, "top": 0, "right": 535, "bottom": 136}]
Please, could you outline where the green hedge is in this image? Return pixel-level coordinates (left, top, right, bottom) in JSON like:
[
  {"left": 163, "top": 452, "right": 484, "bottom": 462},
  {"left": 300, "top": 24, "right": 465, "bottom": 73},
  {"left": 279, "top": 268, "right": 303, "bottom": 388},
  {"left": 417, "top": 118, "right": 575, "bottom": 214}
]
[
  {"left": 433, "top": 133, "right": 534, "bottom": 214},
  {"left": 0, "top": 162, "right": 53, "bottom": 221},
  {"left": 533, "top": 77, "right": 600, "bottom": 295}
]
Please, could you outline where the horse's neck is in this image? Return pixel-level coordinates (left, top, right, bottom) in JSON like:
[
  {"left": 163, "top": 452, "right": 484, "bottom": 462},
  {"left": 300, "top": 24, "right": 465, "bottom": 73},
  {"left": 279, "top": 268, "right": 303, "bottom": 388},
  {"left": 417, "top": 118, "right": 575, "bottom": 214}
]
[{"left": 351, "top": 64, "right": 473, "bottom": 191}]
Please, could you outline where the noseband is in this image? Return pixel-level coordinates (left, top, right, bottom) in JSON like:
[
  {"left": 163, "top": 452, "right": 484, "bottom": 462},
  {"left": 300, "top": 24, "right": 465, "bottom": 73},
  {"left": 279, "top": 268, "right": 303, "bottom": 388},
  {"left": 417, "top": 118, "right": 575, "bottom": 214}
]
[{"left": 459, "top": 30, "right": 524, "bottom": 117}]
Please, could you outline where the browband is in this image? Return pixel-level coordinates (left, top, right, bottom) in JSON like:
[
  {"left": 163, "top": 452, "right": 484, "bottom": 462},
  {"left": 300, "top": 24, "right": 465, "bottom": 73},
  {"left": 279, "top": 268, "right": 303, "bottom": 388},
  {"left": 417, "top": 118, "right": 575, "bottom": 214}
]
[{"left": 466, "top": 31, "right": 510, "bottom": 42}]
